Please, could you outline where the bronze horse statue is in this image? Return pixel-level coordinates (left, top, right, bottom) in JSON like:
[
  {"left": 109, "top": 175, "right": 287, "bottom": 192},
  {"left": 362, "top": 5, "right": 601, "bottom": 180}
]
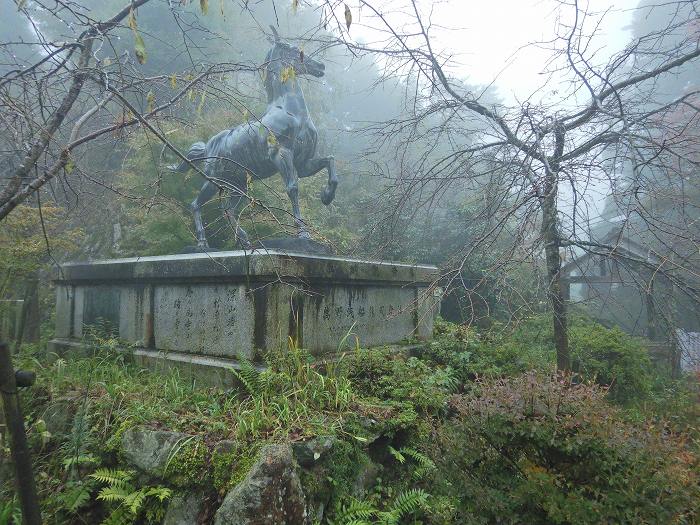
[{"left": 170, "top": 26, "right": 338, "bottom": 249}]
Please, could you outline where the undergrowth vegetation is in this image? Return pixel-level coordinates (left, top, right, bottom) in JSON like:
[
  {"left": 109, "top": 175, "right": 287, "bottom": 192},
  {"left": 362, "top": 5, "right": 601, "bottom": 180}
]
[{"left": 1, "top": 317, "right": 698, "bottom": 524}]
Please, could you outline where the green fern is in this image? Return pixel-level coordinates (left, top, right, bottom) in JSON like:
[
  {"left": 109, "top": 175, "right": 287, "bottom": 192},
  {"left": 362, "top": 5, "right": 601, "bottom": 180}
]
[
  {"left": 89, "top": 468, "right": 133, "bottom": 486},
  {"left": 388, "top": 446, "right": 405, "bottom": 464},
  {"left": 384, "top": 488, "right": 429, "bottom": 522},
  {"left": 389, "top": 447, "right": 436, "bottom": 480},
  {"left": 330, "top": 488, "right": 429, "bottom": 525},
  {"left": 332, "top": 498, "right": 377, "bottom": 523},
  {"left": 101, "top": 505, "right": 132, "bottom": 525},
  {"left": 62, "top": 453, "right": 99, "bottom": 471},
  {"left": 401, "top": 448, "right": 436, "bottom": 479},
  {"left": 90, "top": 467, "right": 171, "bottom": 525},
  {"left": 61, "top": 482, "right": 94, "bottom": 513},
  {"left": 0, "top": 496, "right": 21, "bottom": 525},
  {"left": 97, "top": 485, "right": 133, "bottom": 503},
  {"left": 230, "top": 356, "right": 262, "bottom": 397}
]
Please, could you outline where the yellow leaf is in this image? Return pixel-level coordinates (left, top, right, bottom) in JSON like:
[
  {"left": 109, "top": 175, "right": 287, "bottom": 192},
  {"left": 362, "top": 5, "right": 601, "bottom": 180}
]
[
  {"left": 220, "top": 0, "right": 225, "bottom": 15},
  {"left": 170, "top": 74, "right": 177, "bottom": 89},
  {"left": 128, "top": 7, "right": 137, "bottom": 31},
  {"left": 292, "top": 0, "right": 298, "bottom": 14},
  {"left": 133, "top": 31, "right": 147, "bottom": 64},
  {"left": 344, "top": 4, "right": 352, "bottom": 31},
  {"left": 242, "top": 108, "right": 249, "bottom": 120},
  {"left": 102, "top": 57, "right": 112, "bottom": 67},
  {"left": 267, "top": 131, "right": 277, "bottom": 147},
  {"left": 17, "top": 0, "right": 27, "bottom": 9},
  {"left": 147, "top": 90, "right": 155, "bottom": 112},
  {"left": 197, "top": 90, "right": 206, "bottom": 113},
  {"left": 200, "top": 0, "right": 208, "bottom": 14},
  {"left": 280, "top": 66, "right": 296, "bottom": 83},
  {"left": 246, "top": 171, "right": 253, "bottom": 191},
  {"left": 65, "top": 158, "right": 74, "bottom": 174}
]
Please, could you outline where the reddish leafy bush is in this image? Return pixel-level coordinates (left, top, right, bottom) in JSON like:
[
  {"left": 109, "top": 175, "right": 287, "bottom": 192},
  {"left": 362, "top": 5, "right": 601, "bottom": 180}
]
[{"left": 432, "top": 372, "right": 699, "bottom": 524}]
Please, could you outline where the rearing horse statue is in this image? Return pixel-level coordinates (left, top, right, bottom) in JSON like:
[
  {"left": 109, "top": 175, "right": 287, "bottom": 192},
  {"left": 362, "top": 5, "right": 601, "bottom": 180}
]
[{"left": 170, "top": 26, "right": 338, "bottom": 249}]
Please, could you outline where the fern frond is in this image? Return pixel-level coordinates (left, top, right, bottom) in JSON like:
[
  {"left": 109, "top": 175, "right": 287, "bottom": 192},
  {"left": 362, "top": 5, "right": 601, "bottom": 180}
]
[
  {"left": 144, "top": 486, "right": 172, "bottom": 502},
  {"left": 62, "top": 454, "right": 99, "bottom": 470},
  {"left": 90, "top": 468, "right": 133, "bottom": 486},
  {"left": 388, "top": 446, "right": 405, "bottom": 464},
  {"left": 230, "top": 357, "right": 261, "bottom": 397},
  {"left": 101, "top": 505, "right": 134, "bottom": 525},
  {"left": 388, "top": 488, "right": 429, "bottom": 520},
  {"left": 96, "top": 486, "right": 131, "bottom": 503},
  {"left": 330, "top": 498, "right": 377, "bottom": 525},
  {"left": 62, "top": 483, "right": 93, "bottom": 513},
  {"left": 401, "top": 447, "right": 436, "bottom": 478},
  {"left": 123, "top": 489, "right": 147, "bottom": 514}
]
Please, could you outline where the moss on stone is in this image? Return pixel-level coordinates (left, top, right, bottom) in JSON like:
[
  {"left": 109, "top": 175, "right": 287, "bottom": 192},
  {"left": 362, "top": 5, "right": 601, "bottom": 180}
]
[
  {"left": 164, "top": 437, "right": 210, "bottom": 488},
  {"left": 211, "top": 445, "right": 259, "bottom": 492}
]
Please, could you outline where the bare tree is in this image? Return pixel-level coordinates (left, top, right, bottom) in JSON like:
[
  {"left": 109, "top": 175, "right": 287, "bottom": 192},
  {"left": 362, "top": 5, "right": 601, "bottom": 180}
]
[
  {"left": 0, "top": 0, "right": 258, "bottom": 224},
  {"left": 320, "top": 0, "right": 700, "bottom": 369}
]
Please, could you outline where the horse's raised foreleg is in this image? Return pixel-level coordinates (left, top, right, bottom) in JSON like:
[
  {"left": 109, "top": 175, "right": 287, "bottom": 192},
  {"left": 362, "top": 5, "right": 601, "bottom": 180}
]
[
  {"left": 223, "top": 189, "right": 252, "bottom": 249},
  {"left": 191, "top": 180, "right": 218, "bottom": 249},
  {"left": 273, "top": 147, "right": 310, "bottom": 239},
  {"left": 298, "top": 156, "right": 338, "bottom": 205}
]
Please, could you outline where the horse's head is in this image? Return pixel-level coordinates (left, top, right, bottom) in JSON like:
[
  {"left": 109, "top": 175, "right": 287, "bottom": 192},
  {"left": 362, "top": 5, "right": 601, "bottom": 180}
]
[{"left": 266, "top": 25, "right": 325, "bottom": 78}]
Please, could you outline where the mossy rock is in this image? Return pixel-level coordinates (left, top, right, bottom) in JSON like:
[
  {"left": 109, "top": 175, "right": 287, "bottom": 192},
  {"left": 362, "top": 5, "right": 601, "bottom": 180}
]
[{"left": 214, "top": 444, "right": 307, "bottom": 525}]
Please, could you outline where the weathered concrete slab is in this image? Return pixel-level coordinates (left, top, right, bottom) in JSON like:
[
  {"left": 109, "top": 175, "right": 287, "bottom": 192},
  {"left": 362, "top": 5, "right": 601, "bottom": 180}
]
[{"left": 49, "top": 250, "right": 440, "bottom": 376}]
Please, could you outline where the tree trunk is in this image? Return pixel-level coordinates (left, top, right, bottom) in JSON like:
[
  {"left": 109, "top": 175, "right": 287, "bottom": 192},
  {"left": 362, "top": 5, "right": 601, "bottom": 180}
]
[
  {"left": 14, "top": 276, "right": 39, "bottom": 353},
  {"left": 541, "top": 167, "right": 570, "bottom": 372}
]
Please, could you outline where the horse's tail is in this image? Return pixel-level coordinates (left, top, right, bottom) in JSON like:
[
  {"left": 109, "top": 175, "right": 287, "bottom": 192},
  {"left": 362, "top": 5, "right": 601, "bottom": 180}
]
[{"left": 168, "top": 141, "right": 207, "bottom": 173}]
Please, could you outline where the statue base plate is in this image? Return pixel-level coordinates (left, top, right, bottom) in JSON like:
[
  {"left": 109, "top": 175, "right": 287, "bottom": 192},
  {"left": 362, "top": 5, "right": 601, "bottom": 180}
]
[{"left": 49, "top": 251, "right": 439, "bottom": 385}]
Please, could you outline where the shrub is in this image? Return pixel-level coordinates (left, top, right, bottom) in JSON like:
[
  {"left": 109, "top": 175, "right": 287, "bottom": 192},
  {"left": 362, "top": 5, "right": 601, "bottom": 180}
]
[
  {"left": 429, "top": 316, "right": 656, "bottom": 403},
  {"left": 434, "top": 372, "right": 699, "bottom": 524}
]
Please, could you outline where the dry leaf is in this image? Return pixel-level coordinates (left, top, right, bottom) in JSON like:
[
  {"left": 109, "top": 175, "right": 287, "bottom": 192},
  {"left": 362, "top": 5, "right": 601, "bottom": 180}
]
[
  {"left": 133, "top": 32, "right": 147, "bottom": 64},
  {"left": 344, "top": 4, "right": 352, "bottom": 31}
]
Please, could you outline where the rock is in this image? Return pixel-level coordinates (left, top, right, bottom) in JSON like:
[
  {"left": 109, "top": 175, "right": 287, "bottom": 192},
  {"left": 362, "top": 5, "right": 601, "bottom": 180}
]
[
  {"left": 212, "top": 439, "right": 237, "bottom": 456},
  {"left": 352, "top": 461, "right": 380, "bottom": 497},
  {"left": 292, "top": 436, "right": 336, "bottom": 467},
  {"left": 163, "top": 491, "right": 205, "bottom": 525},
  {"left": 214, "top": 444, "right": 307, "bottom": 525},
  {"left": 121, "top": 427, "right": 190, "bottom": 478},
  {"left": 41, "top": 397, "right": 79, "bottom": 439}
]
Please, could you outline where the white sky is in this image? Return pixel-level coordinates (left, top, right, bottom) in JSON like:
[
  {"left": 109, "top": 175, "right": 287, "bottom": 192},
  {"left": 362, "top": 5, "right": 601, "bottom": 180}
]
[
  {"left": 346, "top": 0, "right": 641, "bottom": 103},
  {"left": 437, "top": 0, "right": 639, "bottom": 100}
]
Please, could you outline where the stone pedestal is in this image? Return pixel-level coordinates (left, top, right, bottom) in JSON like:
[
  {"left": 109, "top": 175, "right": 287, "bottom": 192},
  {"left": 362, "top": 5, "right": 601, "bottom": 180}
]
[{"left": 48, "top": 250, "right": 439, "bottom": 384}]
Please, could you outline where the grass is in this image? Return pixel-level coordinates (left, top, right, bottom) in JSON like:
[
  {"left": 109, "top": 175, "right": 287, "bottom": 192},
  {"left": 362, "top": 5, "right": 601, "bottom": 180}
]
[{"left": 5, "top": 320, "right": 698, "bottom": 524}]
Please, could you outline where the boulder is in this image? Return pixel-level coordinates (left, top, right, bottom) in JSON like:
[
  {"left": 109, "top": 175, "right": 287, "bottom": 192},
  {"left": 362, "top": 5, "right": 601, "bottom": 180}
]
[
  {"left": 292, "top": 436, "right": 336, "bottom": 467},
  {"left": 41, "top": 397, "right": 79, "bottom": 439},
  {"left": 214, "top": 444, "right": 307, "bottom": 525},
  {"left": 163, "top": 491, "right": 206, "bottom": 525},
  {"left": 121, "top": 427, "right": 190, "bottom": 478}
]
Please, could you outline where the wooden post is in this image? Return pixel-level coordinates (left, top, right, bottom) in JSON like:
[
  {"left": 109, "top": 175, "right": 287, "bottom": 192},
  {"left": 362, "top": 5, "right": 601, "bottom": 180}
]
[{"left": 0, "top": 341, "right": 42, "bottom": 525}]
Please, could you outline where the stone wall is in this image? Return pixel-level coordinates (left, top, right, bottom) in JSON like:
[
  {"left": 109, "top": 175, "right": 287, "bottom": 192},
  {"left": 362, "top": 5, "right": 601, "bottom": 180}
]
[{"left": 49, "top": 250, "right": 439, "bottom": 380}]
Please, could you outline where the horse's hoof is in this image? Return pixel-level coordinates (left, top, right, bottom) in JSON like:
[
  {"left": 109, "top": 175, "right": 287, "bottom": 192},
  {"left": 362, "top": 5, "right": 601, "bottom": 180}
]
[{"left": 321, "top": 188, "right": 335, "bottom": 205}]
